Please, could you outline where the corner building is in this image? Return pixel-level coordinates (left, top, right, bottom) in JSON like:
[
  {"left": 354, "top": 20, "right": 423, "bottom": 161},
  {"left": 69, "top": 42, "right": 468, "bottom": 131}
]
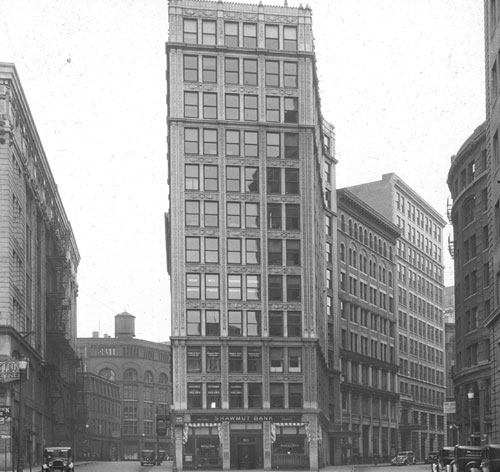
[
  {"left": 166, "top": 1, "right": 335, "bottom": 469},
  {"left": 347, "top": 174, "right": 446, "bottom": 459}
]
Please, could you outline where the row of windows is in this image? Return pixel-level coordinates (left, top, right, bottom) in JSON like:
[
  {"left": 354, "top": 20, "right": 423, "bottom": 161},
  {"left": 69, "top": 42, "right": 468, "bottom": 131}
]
[
  {"left": 97, "top": 368, "right": 168, "bottom": 384},
  {"left": 183, "top": 19, "right": 298, "bottom": 51},
  {"left": 397, "top": 262, "right": 443, "bottom": 303},
  {"left": 87, "top": 397, "right": 120, "bottom": 417},
  {"left": 184, "top": 92, "right": 299, "bottom": 123},
  {"left": 186, "top": 309, "right": 302, "bottom": 337},
  {"left": 341, "top": 331, "right": 394, "bottom": 364},
  {"left": 184, "top": 55, "right": 298, "bottom": 88},
  {"left": 341, "top": 393, "right": 396, "bottom": 419},
  {"left": 185, "top": 201, "right": 300, "bottom": 231},
  {"left": 122, "top": 384, "right": 169, "bottom": 403},
  {"left": 341, "top": 301, "right": 395, "bottom": 337},
  {"left": 340, "top": 243, "right": 393, "bottom": 286},
  {"left": 399, "top": 337, "right": 444, "bottom": 366},
  {"left": 398, "top": 358, "right": 444, "bottom": 386},
  {"left": 187, "top": 381, "right": 302, "bottom": 410},
  {"left": 397, "top": 240, "right": 443, "bottom": 284},
  {"left": 185, "top": 164, "right": 300, "bottom": 195},
  {"left": 340, "top": 273, "right": 394, "bottom": 313},
  {"left": 399, "top": 309, "right": 444, "bottom": 333},
  {"left": 399, "top": 381, "right": 445, "bottom": 407},
  {"left": 184, "top": 128, "right": 299, "bottom": 159},
  {"left": 396, "top": 192, "right": 442, "bottom": 242},
  {"left": 398, "top": 287, "right": 443, "bottom": 320},
  {"left": 396, "top": 218, "right": 442, "bottom": 262},
  {"left": 339, "top": 360, "right": 391, "bottom": 390},
  {"left": 399, "top": 315, "right": 444, "bottom": 345}
]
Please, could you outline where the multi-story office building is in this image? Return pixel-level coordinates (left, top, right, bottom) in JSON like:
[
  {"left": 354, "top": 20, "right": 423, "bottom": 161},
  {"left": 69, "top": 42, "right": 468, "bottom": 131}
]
[
  {"left": 76, "top": 313, "right": 172, "bottom": 460},
  {"left": 165, "top": 0, "right": 336, "bottom": 469},
  {"left": 0, "top": 63, "right": 81, "bottom": 469},
  {"left": 347, "top": 173, "right": 446, "bottom": 459},
  {"left": 447, "top": 123, "right": 492, "bottom": 445},
  {"left": 336, "top": 188, "right": 400, "bottom": 463}
]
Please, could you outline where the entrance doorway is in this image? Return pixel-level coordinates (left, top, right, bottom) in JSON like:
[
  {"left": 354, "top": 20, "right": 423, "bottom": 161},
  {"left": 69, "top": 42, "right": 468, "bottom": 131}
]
[
  {"left": 230, "top": 432, "right": 263, "bottom": 469},
  {"left": 237, "top": 443, "right": 256, "bottom": 469}
]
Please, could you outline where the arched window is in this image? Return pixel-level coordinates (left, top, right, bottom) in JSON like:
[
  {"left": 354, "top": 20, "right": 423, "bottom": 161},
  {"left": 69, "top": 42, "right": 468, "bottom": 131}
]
[
  {"left": 348, "top": 248, "right": 353, "bottom": 266},
  {"left": 348, "top": 219, "right": 353, "bottom": 236},
  {"left": 364, "top": 229, "right": 368, "bottom": 245},
  {"left": 340, "top": 243, "right": 345, "bottom": 262},
  {"left": 369, "top": 233, "right": 373, "bottom": 249},
  {"left": 341, "top": 214, "right": 346, "bottom": 232},
  {"left": 383, "top": 242, "right": 387, "bottom": 258},
  {"left": 388, "top": 271, "right": 393, "bottom": 287},
  {"left": 352, "top": 247, "right": 357, "bottom": 268},
  {"left": 354, "top": 223, "right": 358, "bottom": 240},
  {"left": 144, "top": 371, "right": 154, "bottom": 383},
  {"left": 98, "top": 368, "right": 116, "bottom": 380},
  {"left": 124, "top": 368, "right": 138, "bottom": 381},
  {"left": 159, "top": 373, "right": 168, "bottom": 385}
]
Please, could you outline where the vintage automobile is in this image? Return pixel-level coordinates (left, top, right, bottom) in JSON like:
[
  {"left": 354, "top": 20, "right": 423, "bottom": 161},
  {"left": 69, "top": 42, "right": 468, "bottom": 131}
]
[
  {"left": 425, "top": 452, "right": 440, "bottom": 464},
  {"left": 439, "top": 447, "right": 456, "bottom": 472},
  {"left": 42, "top": 447, "right": 73, "bottom": 472},
  {"left": 452, "top": 446, "right": 482, "bottom": 472},
  {"left": 391, "top": 451, "right": 417, "bottom": 466},
  {"left": 481, "top": 445, "right": 500, "bottom": 472},
  {"left": 140, "top": 449, "right": 156, "bottom": 466}
]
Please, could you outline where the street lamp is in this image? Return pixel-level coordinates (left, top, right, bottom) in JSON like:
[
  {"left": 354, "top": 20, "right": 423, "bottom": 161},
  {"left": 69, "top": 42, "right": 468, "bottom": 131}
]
[
  {"left": 467, "top": 387, "right": 475, "bottom": 445},
  {"left": 17, "top": 357, "right": 28, "bottom": 472}
]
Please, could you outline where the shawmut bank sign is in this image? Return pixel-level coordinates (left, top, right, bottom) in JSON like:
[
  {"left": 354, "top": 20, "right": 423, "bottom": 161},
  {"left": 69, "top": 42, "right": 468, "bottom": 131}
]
[{"left": 190, "top": 414, "right": 302, "bottom": 423}]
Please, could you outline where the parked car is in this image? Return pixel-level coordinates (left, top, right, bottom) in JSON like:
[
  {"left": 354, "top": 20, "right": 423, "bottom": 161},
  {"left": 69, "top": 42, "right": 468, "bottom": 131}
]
[
  {"left": 41, "top": 447, "right": 73, "bottom": 472},
  {"left": 481, "top": 444, "right": 500, "bottom": 472},
  {"left": 140, "top": 449, "right": 156, "bottom": 466},
  {"left": 439, "top": 447, "right": 456, "bottom": 472},
  {"left": 426, "top": 452, "right": 440, "bottom": 464},
  {"left": 452, "top": 446, "right": 482, "bottom": 472},
  {"left": 392, "top": 451, "right": 417, "bottom": 466}
]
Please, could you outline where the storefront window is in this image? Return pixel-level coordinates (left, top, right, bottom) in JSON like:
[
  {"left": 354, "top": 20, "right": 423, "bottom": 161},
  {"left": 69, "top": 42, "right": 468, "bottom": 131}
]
[{"left": 184, "top": 433, "right": 221, "bottom": 469}]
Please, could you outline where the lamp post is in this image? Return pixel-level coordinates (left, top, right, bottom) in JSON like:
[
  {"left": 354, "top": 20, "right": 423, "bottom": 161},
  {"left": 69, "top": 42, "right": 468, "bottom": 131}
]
[
  {"left": 16, "top": 358, "right": 28, "bottom": 472},
  {"left": 467, "top": 388, "right": 475, "bottom": 445}
]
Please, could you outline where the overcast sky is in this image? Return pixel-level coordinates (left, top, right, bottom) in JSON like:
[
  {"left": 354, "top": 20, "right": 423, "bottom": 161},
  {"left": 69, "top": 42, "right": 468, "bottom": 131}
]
[{"left": 1, "top": 0, "right": 484, "bottom": 341}]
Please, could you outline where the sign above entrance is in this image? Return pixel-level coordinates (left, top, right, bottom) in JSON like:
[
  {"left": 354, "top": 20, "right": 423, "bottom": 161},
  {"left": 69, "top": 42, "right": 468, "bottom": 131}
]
[{"left": 191, "top": 413, "right": 302, "bottom": 423}]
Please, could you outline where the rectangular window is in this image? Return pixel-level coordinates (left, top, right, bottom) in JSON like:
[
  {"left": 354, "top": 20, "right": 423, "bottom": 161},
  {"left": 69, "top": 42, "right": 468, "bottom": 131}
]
[
  {"left": 243, "top": 23, "right": 257, "bottom": 48},
  {"left": 203, "top": 165, "right": 218, "bottom": 191},
  {"left": 284, "top": 97, "right": 298, "bottom": 123},
  {"left": 267, "top": 167, "right": 281, "bottom": 194},
  {"left": 246, "top": 239, "right": 260, "bottom": 264},
  {"left": 288, "top": 383, "right": 303, "bottom": 407},
  {"left": 202, "top": 20, "right": 216, "bottom": 45},
  {"left": 187, "top": 383, "right": 202, "bottom": 409},
  {"left": 206, "top": 310, "right": 220, "bottom": 336},
  {"left": 270, "top": 383, "right": 284, "bottom": 408},
  {"left": 206, "top": 383, "right": 221, "bottom": 408},
  {"left": 206, "top": 347, "right": 221, "bottom": 373},
  {"left": 202, "top": 56, "right": 217, "bottom": 83},
  {"left": 268, "top": 275, "right": 283, "bottom": 301},
  {"left": 270, "top": 347, "right": 284, "bottom": 372},
  {"left": 248, "top": 383, "right": 262, "bottom": 408},
  {"left": 285, "top": 168, "right": 299, "bottom": 194},
  {"left": 284, "top": 62, "right": 298, "bottom": 88},
  {"left": 184, "top": 19, "right": 198, "bottom": 44},
  {"left": 227, "top": 202, "right": 241, "bottom": 227},
  {"left": 287, "top": 311, "right": 301, "bottom": 337},
  {"left": 205, "top": 273, "right": 219, "bottom": 299},
  {"left": 243, "top": 59, "right": 258, "bottom": 85},
  {"left": 187, "top": 309, "right": 201, "bottom": 335},
  {"left": 283, "top": 26, "right": 297, "bottom": 50},
  {"left": 246, "top": 275, "right": 260, "bottom": 300},
  {"left": 244, "top": 95, "right": 258, "bottom": 121},
  {"left": 287, "top": 275, "right": 301, "bottom": 301},
  {"left": 225, "top": 22, "right": 239, "bottom": 47},
  {"left": 184, "top": 55, "right": 198, "bottom": 82},
  {"left": 245, "top": 202, "right": 259, "bottom": 228},
  {"left": 225, "top": 57, "right": 239, "bottom": 84},
  {"left": 245, "top": 167, "right": 259, "bottom": 192},
  {"left": 266, "top": 96, "right": 280, "bottom": 122},
  {"left": 184, "top": 91, "right": 199, "bottom": 118},
  {"left": 204, "top": 237, "right": 219, "bottom": 263},
  {"left": 268, "top": 203, "right": 282, "bottom": 229},
  {"left": 286, "top": 240, "right": 300, "bottom": 266},
  {"left": 228, "top": 275, "right": 242, "bottom": 300},
  {"left": 185, "top": 201, "right": 200, "bottom": 226},
  {"left": 203, "top": 92, "right": 217, "bottom": 119},
  {"left": 226, "top": 166, "right": 241, "bottom": 192},
  {"left": 229, "top": 347, "right": 243, "bottom": 372},
  {"left": 204, "top": 201, "right": 219, "bottom": 227},
  {"left": 244, "top": 131, "right": 258, "bottom": 157},
  {"left": 285, "top": 133, "right": 299, "bottom": 159},
  {"left": 185, "top": 164, "right": 199, "bottom": 190},
  {"left": 227, "top": 238, "right": 242, "bottom": 264},
  {"left": 285, "top": 204, "right": 300, "bottom": 230},
  {"left": 226, "top": 130, "right": 240, "bottom": 157},
  {"left": 203, "top": 129, "right": 217, "bottom": 155},
  {"left": 269, "top": 311, "right": 283, "bottom": 336},
  {"left": 185, "top": 236, "right": 200, "bottom": 263},
  {"left": 229, "top": 382, "right": 244, "bottom": 408},
  {"left": 265, "top": 24, "right": 279, "bottom": 49},
  {"left": 267, "top": 132, "right": 280, "bottom": 158},
  {"left": 187, "top": 346, "right": 202, "bottom": 372},
  {"left": 225, "top": 94, "right": 240, "bottom": 120},
  {"left": 186, "top": 273, "right": 201, "bottom": 299},
  {"left": 229, "top": 310, "right": 243, "bottom": 335},
  {"left": 247, "top": 312, "right": 262, "bottom": 337},
  {"left": 268, "top": 239, "right": 282, "bottom": 265},
  {"left": 185, "top": 128, "right": 199, "bottom": 154},
  {"left": 265, "top": 61, "right": 279, "bottom": 87}
]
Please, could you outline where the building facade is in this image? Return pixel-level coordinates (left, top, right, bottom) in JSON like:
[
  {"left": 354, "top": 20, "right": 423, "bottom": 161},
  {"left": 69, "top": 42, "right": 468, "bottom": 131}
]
[
  {"left": 443, "top": 287, "right": 457, "bottom": 446},
  {"left": 0, "top": 63, "right": 81, "bottom": 469},
  {"left": 337, "top": 188, "right": 400, "bottom": 463},
  {"left": 347, "top": 173, "right": 446, "bottom": 459},
  {"left": 76, "top": 313, "right": 172, "bottom": 461},
  {"left": 447, "top": 123, "right": 492, "bottom": 446},
  {"left": 165, "top": 0, "right": 336, "bottom": 469}
]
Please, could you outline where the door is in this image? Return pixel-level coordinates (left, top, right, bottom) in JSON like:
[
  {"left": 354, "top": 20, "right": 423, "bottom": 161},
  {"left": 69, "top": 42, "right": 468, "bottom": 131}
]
[{"left": 237, "top": 443, "right": 256, "bottom": 469}]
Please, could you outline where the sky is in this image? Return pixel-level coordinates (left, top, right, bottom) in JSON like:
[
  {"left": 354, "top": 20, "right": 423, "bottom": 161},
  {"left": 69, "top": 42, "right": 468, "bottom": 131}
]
[{"left": 0, "top": 0, "right": 485, "bottom": 342}]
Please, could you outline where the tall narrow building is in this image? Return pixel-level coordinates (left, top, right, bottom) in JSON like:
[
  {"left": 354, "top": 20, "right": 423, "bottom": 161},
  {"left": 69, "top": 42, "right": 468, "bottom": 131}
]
[
  {"left": 165, "top": 0, "right": 336, "bottom": 469},
  {"left": 347, "top": 174, "right": 446, "bottom": 459}
]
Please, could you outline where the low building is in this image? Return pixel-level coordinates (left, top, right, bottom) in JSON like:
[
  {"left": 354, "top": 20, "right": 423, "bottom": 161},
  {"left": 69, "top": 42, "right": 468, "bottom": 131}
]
[{"left": 76, "top": 312, "right": 172, "bottom": 460}]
